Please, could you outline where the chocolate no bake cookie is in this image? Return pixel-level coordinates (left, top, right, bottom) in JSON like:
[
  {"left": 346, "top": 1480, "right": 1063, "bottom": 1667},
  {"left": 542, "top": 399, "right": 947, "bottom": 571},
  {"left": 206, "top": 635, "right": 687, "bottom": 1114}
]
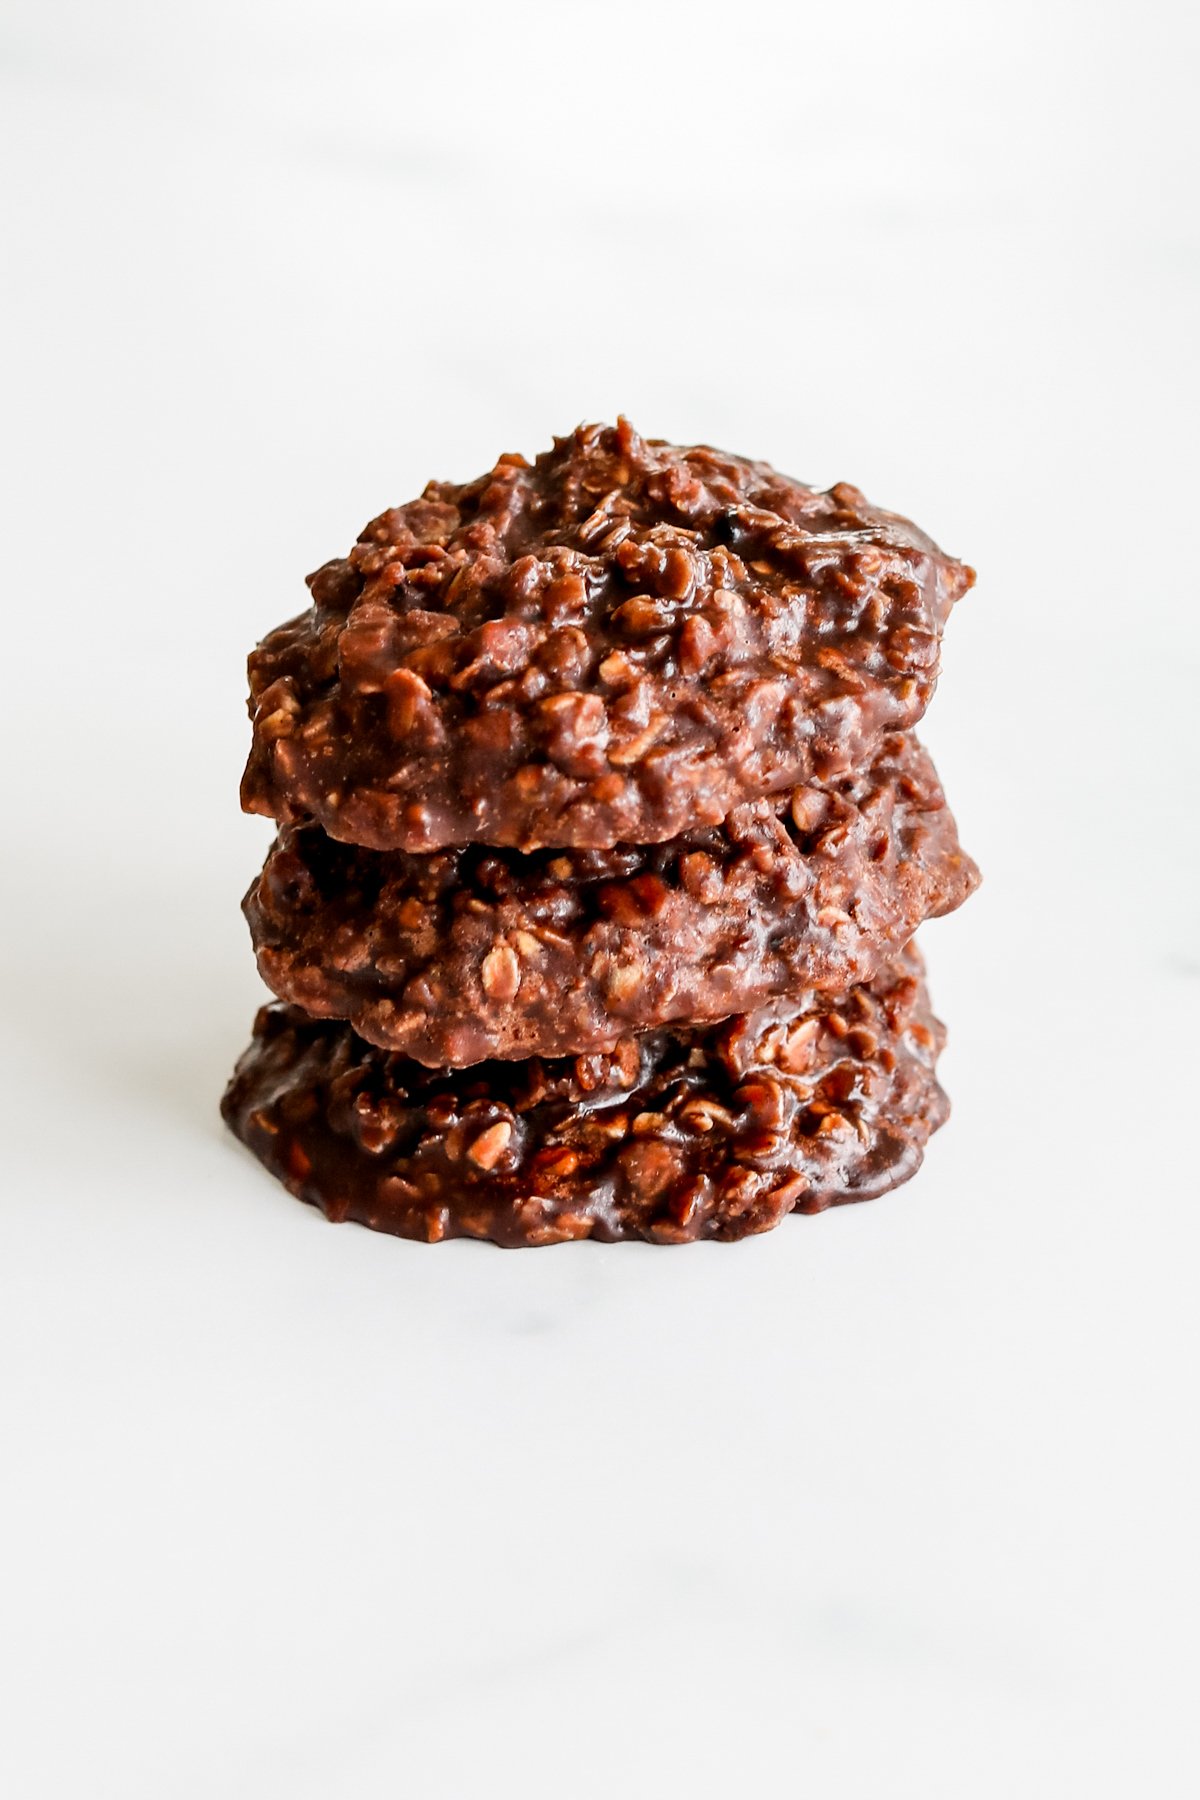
[
  {"left": 221, "top": 949, "right": 947, "bottom": 1247},
  {"left": 226, "top": 421, "right": 977, "bottom": 1245},
  {"left": 240, "top": 419, "right": 973, "bottom": 852},
  {"left": 245, "top": 732, "right": 978, "bottom": 1065}
]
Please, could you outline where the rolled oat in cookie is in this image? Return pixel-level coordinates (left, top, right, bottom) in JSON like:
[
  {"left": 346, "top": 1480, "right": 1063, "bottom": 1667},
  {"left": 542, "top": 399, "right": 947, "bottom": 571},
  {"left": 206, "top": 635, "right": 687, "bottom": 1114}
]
[
  {"left": 220, "top": 946, "right": 947, "bottom": 1247},
  {"left": 245, "top": 732, "right": 978, "bottom": 1066},
  {"left": 240, "top": 419, "right": 973, "bottom": 852}
]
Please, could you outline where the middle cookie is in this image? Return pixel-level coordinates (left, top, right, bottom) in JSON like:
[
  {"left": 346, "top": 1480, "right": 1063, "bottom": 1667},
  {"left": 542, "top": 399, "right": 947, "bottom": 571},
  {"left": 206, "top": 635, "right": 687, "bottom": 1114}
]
[{"left": 246, "top": 732, "right": 978, "bottom": 1067}]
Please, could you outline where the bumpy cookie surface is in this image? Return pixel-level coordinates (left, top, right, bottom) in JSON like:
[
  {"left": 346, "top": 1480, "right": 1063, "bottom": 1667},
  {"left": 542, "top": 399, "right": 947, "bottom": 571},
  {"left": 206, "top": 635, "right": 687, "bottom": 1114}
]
[
  {"left": 240, "top": 420, "right": 972, "bottom": 851},
  {"left": 246, "top": 733, "right": 977, "bottom": 1066},
  {"left": 221, "top": 947, "right": 946, "bottom": 1246}
]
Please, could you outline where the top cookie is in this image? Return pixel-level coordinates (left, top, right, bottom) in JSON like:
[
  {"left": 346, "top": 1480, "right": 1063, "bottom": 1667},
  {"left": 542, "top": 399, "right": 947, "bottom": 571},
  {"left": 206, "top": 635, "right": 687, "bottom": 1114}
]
[{"left": 241, "top": 419, "right": 973, "bottom": 852}]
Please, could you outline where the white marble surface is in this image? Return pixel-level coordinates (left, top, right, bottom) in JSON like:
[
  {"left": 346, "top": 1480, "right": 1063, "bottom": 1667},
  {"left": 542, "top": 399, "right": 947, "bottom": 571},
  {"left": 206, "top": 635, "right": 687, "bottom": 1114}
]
[{"left": 2, "top": 2, "right": 1198, "bottom": 1794}]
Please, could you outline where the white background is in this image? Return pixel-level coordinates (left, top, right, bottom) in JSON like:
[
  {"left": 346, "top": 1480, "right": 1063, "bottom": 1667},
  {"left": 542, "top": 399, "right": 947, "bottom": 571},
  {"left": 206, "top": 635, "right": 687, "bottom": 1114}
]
[{"left": 2, "top": 2, "right": 1198, "bottom": 1795}]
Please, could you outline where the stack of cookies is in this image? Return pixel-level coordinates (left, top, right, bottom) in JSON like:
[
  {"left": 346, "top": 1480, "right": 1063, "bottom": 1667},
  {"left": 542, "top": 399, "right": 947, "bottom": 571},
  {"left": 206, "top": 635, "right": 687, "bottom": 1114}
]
[{"left": 223, "top": 420, "right": 977, "bottom": 1246}]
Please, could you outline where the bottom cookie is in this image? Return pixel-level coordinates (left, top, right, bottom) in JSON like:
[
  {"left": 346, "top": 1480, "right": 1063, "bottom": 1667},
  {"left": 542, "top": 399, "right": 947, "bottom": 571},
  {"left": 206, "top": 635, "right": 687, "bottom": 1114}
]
[{"left": 221, "top": 947, "right": 947, "bottom": 1247}]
